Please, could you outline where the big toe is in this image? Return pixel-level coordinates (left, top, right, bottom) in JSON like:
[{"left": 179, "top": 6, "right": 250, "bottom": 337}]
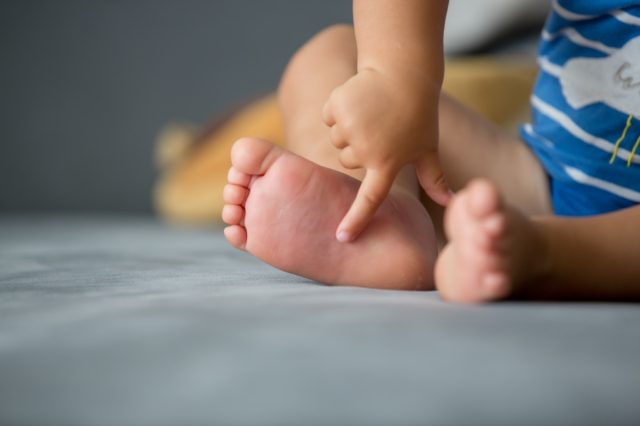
[
  {"left": 231, "top": 137, "right": 282, "bottom": 176},
  {"left": 467, "top": 178, "right": 502, "bottom": 219}
]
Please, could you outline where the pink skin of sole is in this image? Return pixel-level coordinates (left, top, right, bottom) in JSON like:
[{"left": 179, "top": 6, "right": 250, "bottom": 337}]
[{"left": 222, "top": 137, "right": 439, "bottom": 291}]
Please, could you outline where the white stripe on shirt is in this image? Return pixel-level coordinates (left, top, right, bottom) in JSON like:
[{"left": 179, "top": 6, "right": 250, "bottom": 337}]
[
  {"left": 523, "top": 125, "right": 640, "bottom": 202},
  {"left": 552, "top": 1, "right": 640, "bottom": 27},
  {"left": 541, "top": 28, "right": 618, "bottom": 54},
  {"left": 523, "top": 123, "right": 556, "bottom": 149},
  {"left": 538, "top": 56, "right": 563, "bottom": 78},
  {"left": 552, "top": 0, "right": 595, "bottom": 21},
  {"left": 564, "top": 165, "right": 640, "bottom": 202},
  {"left": 531, "top": 96, "right": 640, "bottom": 164},
  {"left": 611, "top": 9, "right": 640, "bottom": 26}
]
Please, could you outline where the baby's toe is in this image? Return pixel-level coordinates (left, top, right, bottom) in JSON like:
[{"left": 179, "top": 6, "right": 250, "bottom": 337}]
[
  {"left": 467, "top": 179, "right": 501, "bottom": 220},
  {"left": 222, "top": 204, "right": 244, "bottom": 225},
  {"left": 224, "top": 225, "right": 247, "bottom": 250},
  {"left": 483, "top": 213, "right": 507, "bottom": 237},
  {"left": 231, "top": 138, "right": 282, "bottom": 176},
  {"left": 227, "top": 166, "right": 251, "bottom": 187},
  {"left": 223, "top": 183, "right": 249, "bottom": 205}
]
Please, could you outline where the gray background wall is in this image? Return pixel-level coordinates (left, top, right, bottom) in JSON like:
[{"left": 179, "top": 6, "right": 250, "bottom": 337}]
[{"left": 0, "top": 0, "right": 352, "bottom": 213}]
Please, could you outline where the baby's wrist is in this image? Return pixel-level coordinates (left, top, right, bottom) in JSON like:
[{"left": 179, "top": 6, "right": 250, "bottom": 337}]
[
  {"left": 359, "top": 53, "right": 443, "bottom": 86},
  {"left": 359, "top": 63, "right": 442, "bottom": 102}
]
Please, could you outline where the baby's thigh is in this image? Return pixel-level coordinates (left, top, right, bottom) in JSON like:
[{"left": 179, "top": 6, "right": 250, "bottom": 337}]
[{"left": 438, "top": 94, "right": 552, "bottom": 216}]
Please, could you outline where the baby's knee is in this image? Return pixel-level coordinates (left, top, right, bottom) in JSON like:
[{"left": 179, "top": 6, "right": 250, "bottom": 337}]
[
  {"left": 310, "top": 24, "right": 355, "bottom": 48},
  {"left": 278, "top": 24, "right": 355, "bottom": 103},
  {"left": 294, "top": 24, "right": 354, "bottom": 65}
]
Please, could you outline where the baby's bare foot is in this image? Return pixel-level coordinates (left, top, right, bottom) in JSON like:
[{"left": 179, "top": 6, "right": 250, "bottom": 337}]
[
  {"left": 222, "top": 137, "right": 438, "bottom": 290},
  {"left": 435, "top": 179, "right": 549, "bottom": 303}
]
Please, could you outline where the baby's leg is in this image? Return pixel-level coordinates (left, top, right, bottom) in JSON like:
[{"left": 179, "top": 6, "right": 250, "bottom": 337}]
[
  {"left": 438, "top": 95, "right": 552, "bottom": 215},
  {"left": 222, "top": 25, "right": 439, "bottom": 289},
  {"left": 433, "top": 96, "right": 640, "bottom": 302},
  {"left": 436, "top": 178, "right": 640, "bottom": 302},
  {"left": 425, "top": 96, "right": 553, "bottom": 301}
]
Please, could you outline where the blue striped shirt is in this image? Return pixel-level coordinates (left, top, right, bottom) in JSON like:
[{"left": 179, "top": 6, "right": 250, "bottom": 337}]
[{"left": 520, "top": 0, "right": 640, "bottom": 215}]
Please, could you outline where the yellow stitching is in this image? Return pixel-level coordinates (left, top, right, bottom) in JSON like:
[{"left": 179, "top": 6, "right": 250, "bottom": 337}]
[
  {"left": 610, "top": 114, "right": 633, "bottom": 164},
  {"left": 627, "top": 134, "right": 640, "bottom": 167}
]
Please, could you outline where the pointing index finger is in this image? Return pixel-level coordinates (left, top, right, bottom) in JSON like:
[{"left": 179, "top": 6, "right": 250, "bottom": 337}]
[{"left": 336, "top": 168, "right": 395, "bottom": 242}]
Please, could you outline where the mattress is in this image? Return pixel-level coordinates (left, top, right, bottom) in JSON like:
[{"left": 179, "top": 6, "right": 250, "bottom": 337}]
[{"left": 1, "top": 215, "right": 639, "bottom": 425}]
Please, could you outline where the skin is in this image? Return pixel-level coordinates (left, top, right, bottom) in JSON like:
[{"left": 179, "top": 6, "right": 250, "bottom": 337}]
[
  {"left": 223, "top": 137, "right": 438, "bottom": 290},
  {"left": 323, "top": 0, "right": 451, "bottom": 243},
  {"left": 437, "top": 179, "right": 640, "bottom": 302},
  {"left": 223, "top": 4, "right": 640, "bottom": 302}
]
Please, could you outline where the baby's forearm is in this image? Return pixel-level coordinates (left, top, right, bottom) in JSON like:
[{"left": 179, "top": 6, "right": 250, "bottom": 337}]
[
  {"left": 353, "top": 0, "right": 448, "bottom": 85},
  {"left": 323, "top": 1, "right": 451, "bottom": 240}
]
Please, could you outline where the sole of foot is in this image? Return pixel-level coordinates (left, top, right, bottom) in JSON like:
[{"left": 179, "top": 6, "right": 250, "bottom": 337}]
[{"left": 222, "top": 137, "right": 439, "bottom": 290}]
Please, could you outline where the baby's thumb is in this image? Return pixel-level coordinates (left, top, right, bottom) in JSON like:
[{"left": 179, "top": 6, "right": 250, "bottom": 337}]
[
  {"left": 415, "top": 154, "right": 452, "bottom": 206},
  {"left": 322, "top": 97, "right": 336, "bottom": 127}
]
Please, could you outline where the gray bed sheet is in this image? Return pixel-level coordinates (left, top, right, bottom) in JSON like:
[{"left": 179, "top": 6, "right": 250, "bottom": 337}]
[{"left": 1, "top": 214, "right": 639, "bottom": 425}]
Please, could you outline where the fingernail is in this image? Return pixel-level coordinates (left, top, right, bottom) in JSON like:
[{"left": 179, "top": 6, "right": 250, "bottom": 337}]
[
  {"left": 336, "top": 230, "right": 351, "bottom": 243},
  {"left": 448, "top": 189, "right": 456, "bottom": 196}
]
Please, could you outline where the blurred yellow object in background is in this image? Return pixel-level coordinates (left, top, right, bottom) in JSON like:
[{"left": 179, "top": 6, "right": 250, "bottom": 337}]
[{"left": 154, "top": 95, "right": 284, "bottom": 225}]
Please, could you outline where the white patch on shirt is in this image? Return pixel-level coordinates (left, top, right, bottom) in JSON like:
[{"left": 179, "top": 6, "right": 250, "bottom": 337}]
[{"left": 560, "top": 36, "right": 640, "bottom": 116}]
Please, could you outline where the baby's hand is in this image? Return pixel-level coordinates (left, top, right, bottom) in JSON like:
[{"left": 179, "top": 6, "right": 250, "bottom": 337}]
[{"left": 322, "top": 67, "right": 451, "bottom": 242}]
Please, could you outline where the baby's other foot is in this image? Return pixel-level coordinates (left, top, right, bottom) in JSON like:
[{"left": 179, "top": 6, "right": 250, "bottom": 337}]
[
  {"left": 222, "top": 137, "right": 438, "bottom": 290},
  {"left": 435, "top": 179, "right": 549, "bottom": 303}
]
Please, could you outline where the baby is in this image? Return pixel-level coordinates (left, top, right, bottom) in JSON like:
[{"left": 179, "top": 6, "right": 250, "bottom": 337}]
[{"left": 222, "top": 0, "right": 640, "bottom": 302}]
